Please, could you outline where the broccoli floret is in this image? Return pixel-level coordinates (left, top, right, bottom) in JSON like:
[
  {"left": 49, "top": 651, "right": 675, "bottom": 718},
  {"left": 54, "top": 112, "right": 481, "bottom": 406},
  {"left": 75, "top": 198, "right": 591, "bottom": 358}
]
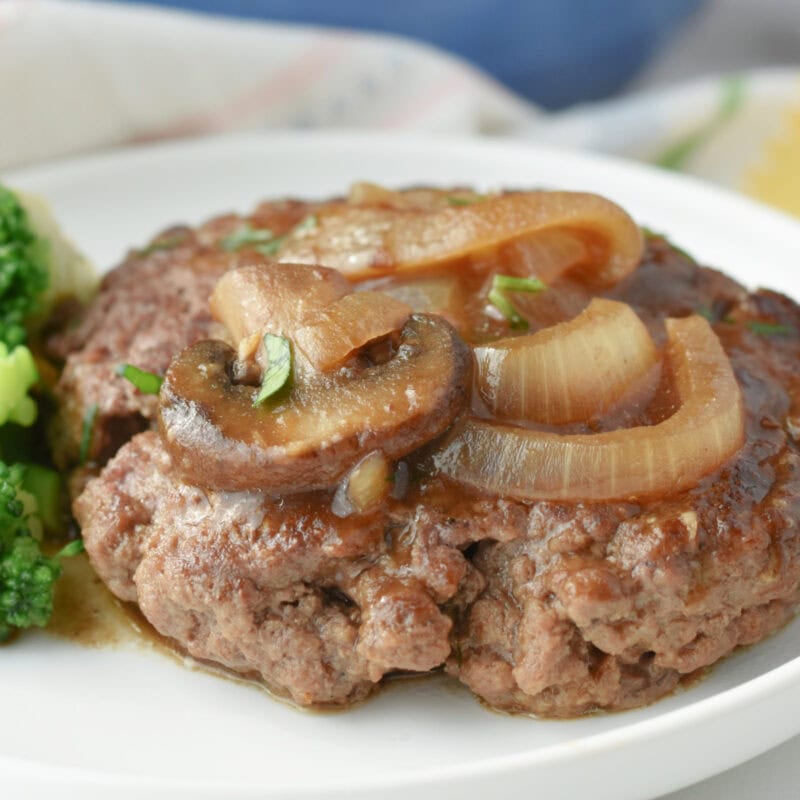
[
  {"left": 0, "top": 462, "right": 81, "bottom": 642},
  {"left": 0, "top": 184, "right": 85, "bottom": 644},
  {"left": 0, "top": 342, "right": 38, "bottom": 427},
  {"left": 0, "top": 462, "right": 59, "bottom": 641},
  {"left": 0, "top": 184, "right": 49, "bottom": 350}
]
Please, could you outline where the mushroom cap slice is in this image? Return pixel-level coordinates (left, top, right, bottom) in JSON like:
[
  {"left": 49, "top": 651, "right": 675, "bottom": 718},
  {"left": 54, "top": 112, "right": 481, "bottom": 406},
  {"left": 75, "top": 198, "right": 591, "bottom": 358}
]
[{"left": 158, "top": 314, "right": 472, "bottom": 493}]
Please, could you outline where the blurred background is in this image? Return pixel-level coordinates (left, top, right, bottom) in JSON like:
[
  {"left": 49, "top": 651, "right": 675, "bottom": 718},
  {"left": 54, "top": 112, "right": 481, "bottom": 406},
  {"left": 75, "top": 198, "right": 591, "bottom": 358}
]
[
  {"left": 88, "top": 0, "right": 799, "bottom": 109},
  {"left": 90, "top": 0, "right": 705, "bottom": 109}
]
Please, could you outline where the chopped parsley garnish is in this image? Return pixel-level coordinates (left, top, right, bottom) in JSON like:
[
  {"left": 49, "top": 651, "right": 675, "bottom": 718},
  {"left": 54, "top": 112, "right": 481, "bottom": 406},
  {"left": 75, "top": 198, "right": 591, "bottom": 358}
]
[
  {"left": 696, "top": 305, "right": 714, "bottom": 322},
  {"left": 78, "top": 403, "right": 98, "bottom": 466},
  {"left": 696, "top": 306, "right": 734, "bottom": 325},
  {"left": 136, "top": 232, "right": 189, "bottom": 257},
  {"left": 492, "top": 274, "right": 547, "bottom": 293},
  {"left": 746, "top": 320, "right": 795, "bottom": 337},
  {"left": 254, "top": 334, "right": 292, "bottom": 406},
  {"left": 116, "top": 363, "right": 163, "bottom": 394},
  {"left": 446, "top": 195, "right": 485, "bottom": 207},
  {"left": 221, "top": 215, "right": 317, "bottom": 257},
  {"left": 292, "top": 214, "right": 318, "bottom": 234},
  {"left": 221, "top": 225, "right": 276, "bottom": 252},
  {"left": 487, "top": 273, "right": 547, "bottom": 330},
  {"left": 56, "top": 539, "right": 85, "bottom": 559},
  {"left": 255, "top": 236, "right": 286, "bottom": 256}
]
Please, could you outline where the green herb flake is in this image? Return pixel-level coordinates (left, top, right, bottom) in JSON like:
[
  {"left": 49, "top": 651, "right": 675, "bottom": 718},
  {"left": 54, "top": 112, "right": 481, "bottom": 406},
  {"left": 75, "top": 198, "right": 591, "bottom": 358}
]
[
  {"left": 486, "top": 273, "right": 547, "bottom": 330},
  {"left": 55, "top": 539, "right": 85, "bottom": 559},
  {"left": 488, "top": 288, "right": 528, "bottom": 330},
  {"left": 492, "top": 274, "right": 547, "bottom": 294},
  {"left": 746, "top": 320, "right": 795, "bottom": 337},
  {"left": 221, "top": 224, "right": 276, "bottom": 252},
  {"left": 78, "top": 403, "right": 98, "bottom": 466},
  {"left": 293, "top": 214, "right": 318, "bottom": 234},
  {"left": 446, "top": 195, "right": 485, "bottom": 207},
  {"left": 255, "top": 235, "right": 287, "bottom": 256},
  {"left": 224, "top": 215, "right": 319, "bottom": 258},
  {"left": 136, "top": 232, "right": 189, "bottom": 257},
  {"left": 696, "top": 305, "right": 714, "bottom": 322},
  {"left": 254, "top": 334, "right": 292, "bottom": 406},
  {"left": 116, "top": 363, "right": 164, "bottom": 394},
  {"left": 654, "top": 75, "right": 745, "bottom": 171}
]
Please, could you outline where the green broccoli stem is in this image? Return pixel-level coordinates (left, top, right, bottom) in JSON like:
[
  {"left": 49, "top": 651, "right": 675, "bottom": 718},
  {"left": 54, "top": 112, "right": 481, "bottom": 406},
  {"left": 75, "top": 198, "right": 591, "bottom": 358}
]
[
  {"left": 0, "top": 460, "right": 82, "bottom": 639},
  {"left": 21, "top": 464, "right": 63, "bottom": 533}
]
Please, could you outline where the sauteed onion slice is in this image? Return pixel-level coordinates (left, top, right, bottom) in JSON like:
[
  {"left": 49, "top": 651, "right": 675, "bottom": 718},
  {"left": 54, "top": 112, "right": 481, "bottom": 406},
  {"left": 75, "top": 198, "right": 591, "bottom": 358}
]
[
  {"left": 474, "top": 299, "right": 658, "bottom": 424},
  {"left": 278, "top": 191, "right": 644, "bottom": 286},
  {"left": 435, "top": 315, "right": 745, "bottom": 502}
]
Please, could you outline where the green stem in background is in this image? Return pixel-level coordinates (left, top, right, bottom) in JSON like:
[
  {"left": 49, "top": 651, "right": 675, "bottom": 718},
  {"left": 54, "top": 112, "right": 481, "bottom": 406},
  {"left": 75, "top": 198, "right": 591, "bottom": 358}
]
[
  {"left": 21, "top": 465, "right": 62, "bottom": 534},
  {"left": 78, "top": 404, "right": 97, "bottom": 466},
  {"left": 655, "top": 76, "right": 745, "bottom": 172}
]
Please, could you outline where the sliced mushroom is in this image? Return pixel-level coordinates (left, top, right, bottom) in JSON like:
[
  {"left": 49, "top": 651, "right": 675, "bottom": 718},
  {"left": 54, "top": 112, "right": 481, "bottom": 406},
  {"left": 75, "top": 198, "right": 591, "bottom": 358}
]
[{"left": 158, "top": 314, "right": 471, "bottom": 493}]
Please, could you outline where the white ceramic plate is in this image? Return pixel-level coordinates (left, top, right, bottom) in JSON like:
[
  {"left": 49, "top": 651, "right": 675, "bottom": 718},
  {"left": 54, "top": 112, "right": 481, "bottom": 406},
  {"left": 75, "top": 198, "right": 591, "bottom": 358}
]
[{"left": 3, "top": 133, "right": 800, "bottom": 800}]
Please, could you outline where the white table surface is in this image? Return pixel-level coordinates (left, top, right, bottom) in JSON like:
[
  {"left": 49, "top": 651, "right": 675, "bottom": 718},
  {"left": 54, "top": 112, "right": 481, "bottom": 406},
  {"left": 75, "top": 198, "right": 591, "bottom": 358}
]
[{"left": 661, "top": 733, "right": 800, "bottom": 799}]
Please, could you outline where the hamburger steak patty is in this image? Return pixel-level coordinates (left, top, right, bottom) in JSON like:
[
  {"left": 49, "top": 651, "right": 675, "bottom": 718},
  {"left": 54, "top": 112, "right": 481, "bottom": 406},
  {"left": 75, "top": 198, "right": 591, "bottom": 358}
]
[{"left": 66, "top": 203, "right": 800, "bottom": 715}]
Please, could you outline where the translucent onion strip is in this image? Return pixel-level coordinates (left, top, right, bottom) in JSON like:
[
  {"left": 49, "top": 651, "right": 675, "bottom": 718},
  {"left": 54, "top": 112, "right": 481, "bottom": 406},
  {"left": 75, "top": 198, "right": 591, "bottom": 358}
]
[
  {"left": 474, "top": 299, "right": 658, "bottom": 424},
  {"left": 378, "top": 273, "right": 467, "bottom": 331},
  {"left": 277, "top": 191, "right": 644, "bottom": 286},
  {"left": 435, "top": 315, "right": 745, "bottom": 502}
]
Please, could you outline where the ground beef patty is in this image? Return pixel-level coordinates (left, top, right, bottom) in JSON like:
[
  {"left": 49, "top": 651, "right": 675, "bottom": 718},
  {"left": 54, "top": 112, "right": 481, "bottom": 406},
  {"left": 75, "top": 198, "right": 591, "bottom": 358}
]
[
  {"left": 68, "top": 208, "right": 800, "bottom": 715},
  {"left": 75, "top": 430, "right": 473, "bottom": 705}
]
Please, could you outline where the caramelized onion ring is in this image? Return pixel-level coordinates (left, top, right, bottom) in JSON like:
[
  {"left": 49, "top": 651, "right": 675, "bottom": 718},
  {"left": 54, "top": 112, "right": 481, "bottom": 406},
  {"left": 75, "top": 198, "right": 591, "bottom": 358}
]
[
  {"left": 435, "top": 315, "right": 745, "bottom": 501},
  {"left": 278, "top": 191, "right": 644, "bottom": 286},
  {"left": 475, "top": 299, "right": 658, "bottom": 424},
  {"left": 159, "top": 315, "right": 471, "bottom": 493}
]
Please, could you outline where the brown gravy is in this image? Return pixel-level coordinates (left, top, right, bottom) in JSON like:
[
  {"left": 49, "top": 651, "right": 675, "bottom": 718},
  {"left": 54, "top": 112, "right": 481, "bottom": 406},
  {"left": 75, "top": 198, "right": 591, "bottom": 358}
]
[{"left": 47, "top": 552, "right": 138, "bottom": 647}]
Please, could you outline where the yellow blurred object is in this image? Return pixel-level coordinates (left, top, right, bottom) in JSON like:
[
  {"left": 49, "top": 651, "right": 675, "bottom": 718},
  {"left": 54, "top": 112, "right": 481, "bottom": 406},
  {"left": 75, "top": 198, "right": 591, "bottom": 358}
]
[{"left": 744, "top": 91, "right": 800, "bottom": 218}]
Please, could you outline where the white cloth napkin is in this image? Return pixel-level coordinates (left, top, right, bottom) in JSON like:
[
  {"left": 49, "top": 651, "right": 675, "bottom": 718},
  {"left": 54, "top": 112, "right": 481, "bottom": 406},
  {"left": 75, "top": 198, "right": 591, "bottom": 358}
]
[{"left": 2, "top": 2, "right": 800, "bottom": 799}]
